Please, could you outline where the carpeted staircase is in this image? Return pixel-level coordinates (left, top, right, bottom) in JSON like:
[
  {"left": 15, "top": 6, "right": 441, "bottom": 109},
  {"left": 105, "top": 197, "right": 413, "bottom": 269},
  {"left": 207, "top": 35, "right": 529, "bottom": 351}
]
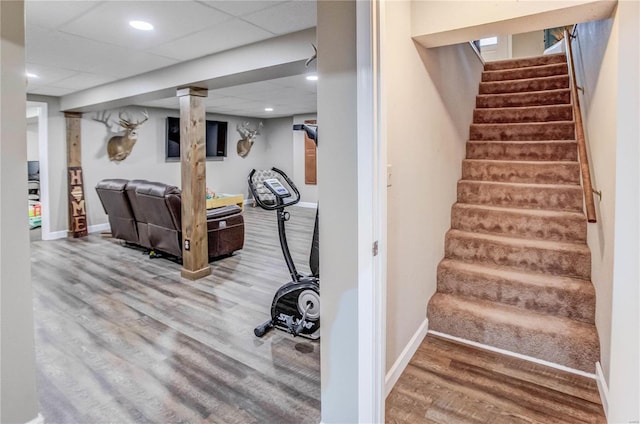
[{"left": 427, "top": 53, "right": 600, "bottom": 373}]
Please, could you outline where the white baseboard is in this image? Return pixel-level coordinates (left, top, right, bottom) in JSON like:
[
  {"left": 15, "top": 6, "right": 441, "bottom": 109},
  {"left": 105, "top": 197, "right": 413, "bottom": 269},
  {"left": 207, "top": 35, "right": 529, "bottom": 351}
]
[
  {"left": 297, "top": 202, "right": 318, "bottom": 209},
  {"left": 595, "top": 361, "right": 609, "bottom": 419},
  {"left": 25, "top": 413, "right": 44, "bottom": 424},
  {"left": 41, "top": 223, "right": 110, "bottom": 241},
  {"left": 428, "top": 330, "right": 597, "bottom": 379},
  {"left": 88, "top": 223, "right": 110, "bottom": 233},
  {"left": 385, "top": 318, "right": 429, "bottom": 397},
  {"left": 43, "top": 230, "right": 66, "bottom": 240}
]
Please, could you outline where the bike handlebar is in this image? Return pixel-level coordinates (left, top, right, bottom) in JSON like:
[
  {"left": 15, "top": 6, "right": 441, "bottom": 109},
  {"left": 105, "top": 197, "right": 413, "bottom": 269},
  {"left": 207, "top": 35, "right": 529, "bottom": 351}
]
[{"left": 248, "top": 167, "right": 301, "bottom": 211}]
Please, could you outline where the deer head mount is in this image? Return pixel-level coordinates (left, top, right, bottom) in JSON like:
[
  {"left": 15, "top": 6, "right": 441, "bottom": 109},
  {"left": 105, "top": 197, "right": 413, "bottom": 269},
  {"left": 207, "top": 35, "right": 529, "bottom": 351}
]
[
  {"left": 93, "top": 110, "right": 148, "bottom": 162},
  {"left": 236, "top": 121, "right": 263, "bottom": 158}
]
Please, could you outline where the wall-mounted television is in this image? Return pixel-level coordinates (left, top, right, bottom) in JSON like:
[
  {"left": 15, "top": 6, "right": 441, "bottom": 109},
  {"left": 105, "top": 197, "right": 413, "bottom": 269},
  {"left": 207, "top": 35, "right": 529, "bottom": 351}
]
[{"left": 166, "top": 117, "right": 228, "bottom": 161}]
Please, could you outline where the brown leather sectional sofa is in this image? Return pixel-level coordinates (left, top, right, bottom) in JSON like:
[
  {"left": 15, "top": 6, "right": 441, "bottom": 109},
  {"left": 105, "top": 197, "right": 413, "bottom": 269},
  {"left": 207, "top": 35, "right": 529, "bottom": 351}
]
[{"left": 96, "top": 179, "right": 244, "bottom": 261}]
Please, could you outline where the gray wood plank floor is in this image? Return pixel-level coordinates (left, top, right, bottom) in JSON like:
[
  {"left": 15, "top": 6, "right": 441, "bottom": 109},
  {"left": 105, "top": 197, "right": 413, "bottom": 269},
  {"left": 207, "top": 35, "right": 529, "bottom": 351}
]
[
  {"left": 386, "top": 334, "right": 606, "bottom": 424},
  {"left": 31, "top": 206, "right": 320, "bottom": 424}
]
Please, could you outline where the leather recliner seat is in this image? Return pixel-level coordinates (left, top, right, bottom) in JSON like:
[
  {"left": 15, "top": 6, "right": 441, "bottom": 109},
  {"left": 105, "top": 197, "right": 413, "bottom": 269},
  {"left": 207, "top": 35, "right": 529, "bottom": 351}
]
[
  {"left": 96, "top": 179, "right": 244, "bottom": 260},
  {"left": 95, "top": 179, "right": 139, "bottom": 244},
  {"left": 134, "top": 181, "right": 244, "bottom": 260},
  {"left": 125, "top": 179, "right": 152, "bottom": 249}
]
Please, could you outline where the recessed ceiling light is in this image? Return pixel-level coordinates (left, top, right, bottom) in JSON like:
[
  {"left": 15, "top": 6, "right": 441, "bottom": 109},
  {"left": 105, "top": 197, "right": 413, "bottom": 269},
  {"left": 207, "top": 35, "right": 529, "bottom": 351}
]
[
  {"left": 306, "top": 75, "right": 318, "bottom": 81},
  {"left": 26, "top": 72, "right": 39, "bottom": 78},
  {"left": 129, "top": 20, "right": 154, "bottom": 31},
  {"left": 264, "top": 107, "right": 274, "bottom": 112}
]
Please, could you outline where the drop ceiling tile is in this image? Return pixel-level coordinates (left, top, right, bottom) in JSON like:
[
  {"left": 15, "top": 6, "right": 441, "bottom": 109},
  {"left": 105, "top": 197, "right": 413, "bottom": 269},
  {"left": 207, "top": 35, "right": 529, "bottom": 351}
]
[
  {"left": 148, "top": 18, "right": 274, "bottom": 61},
  {"left": 59, "top": 1, "right": 232, "bottom": 51},
  {"left": 26, "top": 0, "right": 103, "bottom": 30},
  {"left": 51, "top": 72, "right": 118, "bottom": 90},
  {"left": 26, "top": 26, "right": 129, "bottom": 73},
  {"left": 28, "top": 86, "right": 76, "bottom": 96},
  {"left": 198, "top": 1, "right": 285, "bottom": 17},
  {"left": 243, "top": 0, "right": 316, "bottom": 35},
  {"left": 204, "top": 96, "right": 253, "bottom": 107},
  {"left": 25, "top": 63, "right": 79, "bottom": 87}
]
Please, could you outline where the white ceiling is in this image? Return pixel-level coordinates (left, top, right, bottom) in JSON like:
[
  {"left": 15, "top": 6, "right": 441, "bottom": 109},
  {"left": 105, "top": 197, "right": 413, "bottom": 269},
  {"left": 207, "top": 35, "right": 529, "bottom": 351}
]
[{"left": 25, "top": 0, "right": 317, "bottom": 118}]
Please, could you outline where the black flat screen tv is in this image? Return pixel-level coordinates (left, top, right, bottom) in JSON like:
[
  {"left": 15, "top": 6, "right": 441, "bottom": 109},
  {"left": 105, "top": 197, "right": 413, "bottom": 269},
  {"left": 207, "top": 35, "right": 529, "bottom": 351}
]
[{"left": 166, "top": 117, "right": 228, "bottom": 161}]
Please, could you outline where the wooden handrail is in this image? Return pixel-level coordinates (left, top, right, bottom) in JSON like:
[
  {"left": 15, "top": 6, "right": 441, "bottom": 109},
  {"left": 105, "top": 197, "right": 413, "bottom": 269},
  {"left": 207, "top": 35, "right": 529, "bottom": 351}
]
[{"left": 564, "top": 28, "right": 597, "bottom": 223}]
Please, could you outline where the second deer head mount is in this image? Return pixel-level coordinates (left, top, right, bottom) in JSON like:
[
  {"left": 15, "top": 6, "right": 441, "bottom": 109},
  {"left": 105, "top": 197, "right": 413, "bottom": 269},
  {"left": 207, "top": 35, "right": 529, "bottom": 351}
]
[
  {"left": 236, "top": 121, "right": 263, "bottom": 158},
  {"left": 93, "top": 109, "right": 149, "bottom": 162}
]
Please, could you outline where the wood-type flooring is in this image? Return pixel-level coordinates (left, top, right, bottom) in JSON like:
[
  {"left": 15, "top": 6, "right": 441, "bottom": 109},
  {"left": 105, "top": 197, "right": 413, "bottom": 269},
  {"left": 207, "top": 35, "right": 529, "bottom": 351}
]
[
  {"left": 31, "top": 206, "right": 320, "bottom": 424},
  {"left": 32, "top": 206, "right": 608, "bottom": 424},
  {"left": 386, "top": 334, "right": 606, "bottom": 424}
]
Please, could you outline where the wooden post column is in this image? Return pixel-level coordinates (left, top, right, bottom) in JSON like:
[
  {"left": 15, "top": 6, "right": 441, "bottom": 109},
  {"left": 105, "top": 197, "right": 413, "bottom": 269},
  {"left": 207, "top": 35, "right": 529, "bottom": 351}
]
[
  {"left": 64, "top": 112, "right": 88, "bottom": 238},
  {"left": 177, "top": 87, "right": 211, "bottom": 280}
]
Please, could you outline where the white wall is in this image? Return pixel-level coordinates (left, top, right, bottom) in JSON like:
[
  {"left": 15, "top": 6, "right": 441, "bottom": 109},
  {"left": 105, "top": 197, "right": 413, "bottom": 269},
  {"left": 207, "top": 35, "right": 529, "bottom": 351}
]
[
  {"left": 0, "top": 0, "right": 40, "bottom": 422},
  {"left": 573, "top": 5, "right": 639, "bottom": 422},
  {"left": 292, "top": 114, "right": 318, "bottom": 204},
  {"left": 512, "top": 30, "right": 545, "bottom": 58},
  {"left": 26, "top": 120, "right": 39, "bottom": 160},
  {"left": 317, "top": 1, "right": 360, "bottom": 422},
  {"left": 572, "top": 11, "right": 616, "bottom": 389},
  {"left": 411, "top": 0, "right": 616, "bottom": 48},
  {"left": 27, "top": 94, "right": 69, "bottom": 236},
  {"left": 383, "top": 0, "right": 483, "bottom": 372},
  {"left": 264, "top": 116, "right": 294, "bottom": 179},
  {"left": 23, "top": 100, "right": 296, "bottom": 232}
]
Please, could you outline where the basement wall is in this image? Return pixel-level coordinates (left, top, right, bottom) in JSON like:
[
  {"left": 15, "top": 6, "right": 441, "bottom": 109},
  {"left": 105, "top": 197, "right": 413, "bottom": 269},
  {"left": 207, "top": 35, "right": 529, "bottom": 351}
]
[
  {"left": 0, "top": 1, "right": 39, "bottom": 421},
  {"left": 383, "top": 0, "right": 483, "bottom": 373},
  {"left": 572, "top": 3, "right": 639, "bottom": 422},
  {"left": 27, "top": 95, "right": 68, "bottom": 236},
  {"left": 292, "top": 114, "right": 319, "bottom": 204},
  {"left": 411, "top": 0, "right": 616, "bottom": 48},
  {"left": 22, "top": 100, "right": 313, "bottom": 234}
]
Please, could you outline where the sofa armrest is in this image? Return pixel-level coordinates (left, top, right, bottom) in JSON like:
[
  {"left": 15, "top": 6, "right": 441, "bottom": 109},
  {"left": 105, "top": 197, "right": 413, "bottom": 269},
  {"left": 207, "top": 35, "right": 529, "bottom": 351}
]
[{"left": 206, "top": 204, "right": 242, "bottom": 220}]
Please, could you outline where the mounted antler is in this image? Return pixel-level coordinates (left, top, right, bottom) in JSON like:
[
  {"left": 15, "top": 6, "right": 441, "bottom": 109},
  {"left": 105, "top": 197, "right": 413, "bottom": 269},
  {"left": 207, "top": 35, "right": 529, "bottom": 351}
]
[
  {"left": 94, "top": 109, "right": 148, "bottom": 162},
  {"left": 305, "top": 43, "right": 317, "bottom": 67},
  {"left": 236, "top": 121, "right": 263, "bottom": 158}
]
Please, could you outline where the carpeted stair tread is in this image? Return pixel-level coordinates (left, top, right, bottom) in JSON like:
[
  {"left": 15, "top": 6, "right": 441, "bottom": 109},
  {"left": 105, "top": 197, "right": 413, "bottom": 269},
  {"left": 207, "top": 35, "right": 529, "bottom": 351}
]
[
  {"left": 470, "top": 121, "right": 575, "bottom": 141},
  {"left": 477, "top": 88, "right": 570, "bottom": 108},
  {"left": 462, "top": 159, "right": 580, "bottom": 185},
  {"left": 466, "top": 140, "right": 578, "bottom": 161},
  {"left": 427, "top": 293, "right": 599, "bottom": 373},
  {"left": 428, "top": 51, "right": 598, "bottom": 373},
  {"left": 473, "top": 104, "right": 573, "bottom": 124},
  {"left": 437, "top": 259, "right": 595, "bottom": 323},
  {"left": 483, "top": 53, "right": 567, "bottom": 71},
  {"left": 451, "top": 203, "right": 586, "bottom": 242},
  {"left": 482, "top": 62, "right": 568, "bottom": 82},
  {"left": 457, "top": 180, "right": 584, "bottom": 212},
  {"left": 444, "top": 229, "right": 591, "bottom": 279},
  {"left": 479, "top": 75, "right": 569, "bottom": 95}
]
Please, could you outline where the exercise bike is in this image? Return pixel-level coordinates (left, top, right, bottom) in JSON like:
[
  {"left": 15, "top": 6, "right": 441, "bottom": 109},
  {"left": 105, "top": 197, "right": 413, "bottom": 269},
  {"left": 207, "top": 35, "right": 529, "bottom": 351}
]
[{"left": 248, "top": 167, "right": 320, "bottom": 339}]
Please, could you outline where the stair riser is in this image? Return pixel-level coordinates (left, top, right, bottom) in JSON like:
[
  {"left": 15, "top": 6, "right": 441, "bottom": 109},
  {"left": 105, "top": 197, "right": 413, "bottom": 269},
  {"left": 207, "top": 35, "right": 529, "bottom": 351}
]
[
  {"left": 427, "top": 296, "right": 599, "bottom": 372},
  {"left": 437, "top": 261, "right": 595, "bottom": 322},
  {"left": 462, "top": 160, "right": 580, "bottom": 185},
  {"left": 477, "top": 90, "right": 570, "bottom": 108},
  {"left": 470, "top": 122, "right": 575, "bottom": 141},
  {"left": 444, "top": 232, "right": 591, "bottom": 278},
  {"left": 451, "top": 204, "right": 587, "bottom": 242},
  {"left": 457, "top": 181, "right": 584, "bottom": 212},
  {"left": 484, "top": 54, "right": 567, "bottom": 71},
  {"left": 479, "top": 75, "right": 569, "bottom": 95},
  {"left": 467, "top": 141, "right": 578, "bottom": 161},
  {"left": 473, "top": 105, "right": 573, "bottom": 123},
  {"left": 482, "top": 63, "right": 568, "bottom": 82}
]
